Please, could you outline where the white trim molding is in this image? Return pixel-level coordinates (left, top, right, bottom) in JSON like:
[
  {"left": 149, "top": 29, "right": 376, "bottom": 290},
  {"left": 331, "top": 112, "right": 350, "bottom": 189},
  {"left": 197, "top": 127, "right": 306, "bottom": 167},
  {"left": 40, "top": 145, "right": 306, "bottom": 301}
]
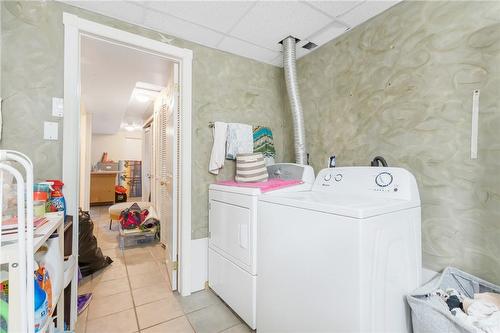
[
  {"left": 62, "top": 14, "right": 193, "bottom": 328},
  {"left": 191, "top": 238, "right": 208, "bottom": 292}
]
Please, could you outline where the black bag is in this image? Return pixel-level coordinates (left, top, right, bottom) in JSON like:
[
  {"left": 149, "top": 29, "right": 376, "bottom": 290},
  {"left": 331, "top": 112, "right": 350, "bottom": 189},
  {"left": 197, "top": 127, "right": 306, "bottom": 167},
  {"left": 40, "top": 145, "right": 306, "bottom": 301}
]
[{"left": 78, "top": 209, "right": 113, "bottom": 276}]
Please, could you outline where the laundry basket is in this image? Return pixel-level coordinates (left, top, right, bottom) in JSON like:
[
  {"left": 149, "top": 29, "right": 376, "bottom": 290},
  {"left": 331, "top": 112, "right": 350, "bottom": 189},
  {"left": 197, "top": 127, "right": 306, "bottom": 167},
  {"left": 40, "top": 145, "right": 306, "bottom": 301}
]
[{"left": 407, "top": 267, "right": 500, "bottom": 333}]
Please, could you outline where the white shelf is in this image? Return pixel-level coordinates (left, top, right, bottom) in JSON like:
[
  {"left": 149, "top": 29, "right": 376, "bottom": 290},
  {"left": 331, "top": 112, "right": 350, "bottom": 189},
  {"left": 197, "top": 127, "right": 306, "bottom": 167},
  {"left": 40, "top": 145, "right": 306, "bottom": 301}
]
[
  {"left": 63, "top": 255, "right": 76, "bottom": 288},
  {"left": 1, "top": 212, "right": 64, "bottom": 264},
  {"left": 33, "top": 212, "right": 65, "bottom": 252}
]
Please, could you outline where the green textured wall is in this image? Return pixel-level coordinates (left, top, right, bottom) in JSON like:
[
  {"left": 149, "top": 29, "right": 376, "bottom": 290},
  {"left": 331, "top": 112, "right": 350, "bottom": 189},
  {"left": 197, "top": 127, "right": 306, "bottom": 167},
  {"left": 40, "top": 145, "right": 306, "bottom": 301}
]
[
  {"left": 0, "top": 1, "right": 293, "bottom": 239},
  {"left": 297, "top": 1, "right": 500, "bottom": 283}
]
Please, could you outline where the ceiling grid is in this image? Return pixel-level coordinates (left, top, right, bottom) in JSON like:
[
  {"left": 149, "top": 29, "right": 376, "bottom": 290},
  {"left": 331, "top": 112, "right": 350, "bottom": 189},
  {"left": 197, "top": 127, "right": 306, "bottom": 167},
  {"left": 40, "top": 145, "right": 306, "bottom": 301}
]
[{"left": 64, "top": 0, "right": 399, "bottom": 66}]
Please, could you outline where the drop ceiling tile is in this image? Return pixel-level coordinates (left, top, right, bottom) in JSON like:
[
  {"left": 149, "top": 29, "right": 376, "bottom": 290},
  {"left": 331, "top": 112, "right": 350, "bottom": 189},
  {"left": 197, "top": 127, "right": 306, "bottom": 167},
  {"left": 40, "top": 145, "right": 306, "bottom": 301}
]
[
  {"left": 308, "top": 21, "right": 350, "bottom": 45},
  {"left": 269, "top": 54, "right": 283, "bottom": 67},
  {"left": 143, "top": 9, "right": 224, "bottom": 47},
  {"left": 295, "top": 47, "right": 309, "bottom": 60},
  {"left": 307, "top": 1, "right": 363, "bottom": 18},
  {"left": 230, "top": 1, "right": 332, "bottom": 52},
  {"left": 144, "top": 1, "right": 256, "bottom": 33},
  {"left": 65, "top": 1, "right": 145, "bottom": 25},
  {"left": 217, "top": 37, "right": 280, "bottom": 65},
  {"left": 339, "top": 1, "right": 400, "bottom": 27}
]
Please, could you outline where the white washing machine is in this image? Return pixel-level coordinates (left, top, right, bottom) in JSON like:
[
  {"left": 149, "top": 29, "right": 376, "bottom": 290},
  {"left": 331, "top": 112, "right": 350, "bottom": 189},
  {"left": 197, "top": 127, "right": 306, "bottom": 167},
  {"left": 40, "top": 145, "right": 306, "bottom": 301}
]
[
  {"left": 208, "top": 163, "right": 315, "bottom": 329},
  {"left": 257, "top": 167, "right": 422, "bottom": 333}
]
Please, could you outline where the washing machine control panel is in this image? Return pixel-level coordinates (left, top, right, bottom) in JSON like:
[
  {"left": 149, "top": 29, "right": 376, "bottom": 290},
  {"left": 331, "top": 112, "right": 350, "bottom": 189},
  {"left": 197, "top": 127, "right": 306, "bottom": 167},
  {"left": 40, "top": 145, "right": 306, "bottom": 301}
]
[
  {"left": 375, "top": 172, "right": 393, "bottom": 187},
  {"left": 321, "top": 172, "right": 343, "bottom": 185},
  {"left": 313, "top": 167, "right": 418, "bottom": 201}
]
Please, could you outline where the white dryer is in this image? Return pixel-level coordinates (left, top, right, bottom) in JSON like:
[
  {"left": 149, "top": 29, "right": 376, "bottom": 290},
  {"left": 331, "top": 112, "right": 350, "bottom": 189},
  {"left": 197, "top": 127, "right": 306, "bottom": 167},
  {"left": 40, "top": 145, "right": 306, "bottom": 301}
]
[
  {"left": 257, "top": 167, "right": 422, "bottom": 333},
  {"left": 208, "top": 163, "right": 315, "bottom": 329}
]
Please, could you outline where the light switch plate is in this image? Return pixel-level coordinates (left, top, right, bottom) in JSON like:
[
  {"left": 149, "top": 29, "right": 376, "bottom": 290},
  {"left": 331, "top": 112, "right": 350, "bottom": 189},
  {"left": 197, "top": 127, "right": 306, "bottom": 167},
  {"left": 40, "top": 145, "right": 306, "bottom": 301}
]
[
  {"left": 44, "top": 121, "right": 58, "bottom": 140},
  {"left": 52, "top": 97, "right": 64, "bottom": 117}
]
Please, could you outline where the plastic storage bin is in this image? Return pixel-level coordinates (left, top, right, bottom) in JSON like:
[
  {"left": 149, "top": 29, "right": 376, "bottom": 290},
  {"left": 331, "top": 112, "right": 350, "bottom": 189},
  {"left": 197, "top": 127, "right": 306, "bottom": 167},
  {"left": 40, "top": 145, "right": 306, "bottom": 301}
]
[
  {"left": 407, "top": 267, "right": 500, "bottom": 333},
  {"left": 118, "top": 226, "right": 157, "bottom": 249},
  {"left": 96, "top": 162, "right": 118, "bottom": 171}
]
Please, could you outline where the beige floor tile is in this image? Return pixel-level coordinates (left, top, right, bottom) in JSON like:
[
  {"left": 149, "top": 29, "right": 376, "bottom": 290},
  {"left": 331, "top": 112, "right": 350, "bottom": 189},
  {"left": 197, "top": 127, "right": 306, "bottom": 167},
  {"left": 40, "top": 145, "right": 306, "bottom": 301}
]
[
  {"left": 136, "top": 297, "right": 184, "bottom": 329},
  {"left": 103, "top": 246, "right": 123, "bottom": 259},
  {"left": 98, "top": 241, "right": 120, "bottom": 250},
  {"left": 220, "top": 324, "right": 253, "bottom": 333},
  {"left": 79, "top": 275, "right": 93, "bottom": 294},
  {"left": 75, "top": 307, "right": 88, "bottom": 333},
  {"left": 141, "top": 316, "right": 194, "bottom": 333},
  {"left": 108, "top": 255, "right": 126, "bottom": 265},
  {"left": 125, "top": 252, "right": 156, "bottom": 265},
  {"left": 98, "top": 232, "right": 118, "bottom": 239},
  {"left": 86, "top": 308, "right": 138, "bottom": 333},
  {"left": 92, "top": 277, "right": 130, "bottom": 298},
  {"left": 132, "top": 283, "right": 173, "bottom": 306},
  {"left": 158, "top": 262, "right": 169, "bottom": 278},
  {"left": 92, "top": 262, "right": 128, "bottom": 282},
  {"left": 186, "top": 303, "right": 241, "bottom": 333},
  {"left": 149, "top": 245, "right": 167, "bottom": 262},
  {"left": 123, "top": 246, "right": 151, "bottom": 257},
  {"left": 175, "top": 289, "right": 221, "bottom": 314},
  {"left": 87, "top": 291, "right": 134, "bottom": 320},
  {"left": 126, "top": 261, "right": 160, "bottom": 276},
  {"left": 128, "top": 270, "right": 168, "bottom": 290}
]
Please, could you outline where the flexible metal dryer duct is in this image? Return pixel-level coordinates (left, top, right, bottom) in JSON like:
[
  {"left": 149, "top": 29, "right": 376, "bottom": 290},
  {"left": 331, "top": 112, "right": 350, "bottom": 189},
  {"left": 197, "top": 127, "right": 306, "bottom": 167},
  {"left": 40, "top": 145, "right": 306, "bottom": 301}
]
[{"left": 282, "top": 36, "right": 308, "bottom": 165}]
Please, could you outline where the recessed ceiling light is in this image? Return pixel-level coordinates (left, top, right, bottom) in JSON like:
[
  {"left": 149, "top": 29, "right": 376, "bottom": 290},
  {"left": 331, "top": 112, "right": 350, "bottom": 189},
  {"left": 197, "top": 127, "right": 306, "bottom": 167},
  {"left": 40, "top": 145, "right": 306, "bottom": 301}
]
[
  {"left": 135, "top": 92, "right": 150, "bottom": 103},
  {"left": 121, "top": 122, "right": 142, "bottom": 132}
]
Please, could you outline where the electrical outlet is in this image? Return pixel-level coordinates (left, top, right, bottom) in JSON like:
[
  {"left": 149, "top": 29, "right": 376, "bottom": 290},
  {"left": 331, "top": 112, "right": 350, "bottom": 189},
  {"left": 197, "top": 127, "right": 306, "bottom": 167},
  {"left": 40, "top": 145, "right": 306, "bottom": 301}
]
[
  {"left": 44, "top": 121, "right": 58, "bottom": 140},
  {"left": 52, "top": 97, "right": 64, "bottom": 117}
]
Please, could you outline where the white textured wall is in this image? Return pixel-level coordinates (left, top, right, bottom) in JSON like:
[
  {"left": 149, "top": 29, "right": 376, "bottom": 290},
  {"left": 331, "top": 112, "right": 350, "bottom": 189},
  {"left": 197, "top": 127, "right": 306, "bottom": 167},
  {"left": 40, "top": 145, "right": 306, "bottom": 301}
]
[
  {"left": 91, "top": 129, "right": 142, "bottom": 164},
  {"left": 297, "top": 1, "right": 500, "bottom": 284}
]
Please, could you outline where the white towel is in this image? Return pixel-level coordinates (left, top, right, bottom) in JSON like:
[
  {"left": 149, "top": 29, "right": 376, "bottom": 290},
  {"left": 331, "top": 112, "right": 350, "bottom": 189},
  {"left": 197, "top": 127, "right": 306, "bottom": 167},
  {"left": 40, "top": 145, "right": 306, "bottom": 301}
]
[
  {"left": 226, "top": 123, "right": 253, "bottom": 160},
  {"left": 209, "top": 122, "right": 228, "bottom": 175}
]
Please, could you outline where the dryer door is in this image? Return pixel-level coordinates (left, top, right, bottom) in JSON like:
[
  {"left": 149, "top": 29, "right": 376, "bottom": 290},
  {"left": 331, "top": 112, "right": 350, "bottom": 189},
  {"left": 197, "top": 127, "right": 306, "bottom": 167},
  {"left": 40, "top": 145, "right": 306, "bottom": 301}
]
[{"left": 209, "top": 199, "right": 253, "bottom": 273}]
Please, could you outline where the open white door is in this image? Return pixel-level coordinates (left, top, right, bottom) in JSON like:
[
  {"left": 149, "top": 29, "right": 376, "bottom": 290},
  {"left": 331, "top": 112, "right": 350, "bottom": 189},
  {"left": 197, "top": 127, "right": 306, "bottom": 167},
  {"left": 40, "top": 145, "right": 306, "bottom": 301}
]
[
  {"left": 79, "top": 107, "right": 92, "bottom": 211},
  {"left": 152, "top": 65, "right": 179, "bottom": 289}
]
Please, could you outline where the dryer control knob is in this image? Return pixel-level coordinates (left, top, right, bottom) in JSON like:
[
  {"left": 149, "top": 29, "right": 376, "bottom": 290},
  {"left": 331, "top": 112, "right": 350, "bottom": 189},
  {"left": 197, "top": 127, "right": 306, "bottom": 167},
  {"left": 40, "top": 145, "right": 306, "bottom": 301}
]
[
  {"left": 334, "top": 174, "right": 343, "bottom": 182},
  {"left": 375, "top": 172, "right": 393, "bottom": 187},
  {"left": 323, "top": 173, "right": 332, "bottom": 181}
]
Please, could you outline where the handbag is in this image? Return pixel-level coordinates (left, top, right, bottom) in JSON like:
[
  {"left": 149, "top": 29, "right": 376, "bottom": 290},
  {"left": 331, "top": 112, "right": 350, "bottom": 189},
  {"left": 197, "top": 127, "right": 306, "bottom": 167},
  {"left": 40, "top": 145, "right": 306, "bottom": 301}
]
[{"left": 119, "top": 203, "right": 149, "bottom": 230}]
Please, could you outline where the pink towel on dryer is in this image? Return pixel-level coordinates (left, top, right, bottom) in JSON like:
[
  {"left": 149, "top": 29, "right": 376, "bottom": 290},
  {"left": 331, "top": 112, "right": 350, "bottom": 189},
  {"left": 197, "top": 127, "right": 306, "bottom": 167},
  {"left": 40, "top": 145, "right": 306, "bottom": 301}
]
[{"left": 216, "top": 179, "right": 303, "bottom": 193}]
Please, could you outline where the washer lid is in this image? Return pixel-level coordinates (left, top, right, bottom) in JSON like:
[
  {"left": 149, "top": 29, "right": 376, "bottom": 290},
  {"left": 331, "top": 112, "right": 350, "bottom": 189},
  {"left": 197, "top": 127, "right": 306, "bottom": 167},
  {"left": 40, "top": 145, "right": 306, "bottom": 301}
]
[{"left": 259, "top": 191, "right": 419, "bottom": 219}]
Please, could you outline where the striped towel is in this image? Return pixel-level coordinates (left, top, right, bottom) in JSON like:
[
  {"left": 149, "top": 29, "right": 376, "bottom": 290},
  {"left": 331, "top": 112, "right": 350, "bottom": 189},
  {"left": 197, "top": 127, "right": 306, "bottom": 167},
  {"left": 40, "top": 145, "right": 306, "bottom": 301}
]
[
  {"left": 253, "top": 126, "right": 276, "bottom": 159},
  {"left": 235, "top": 153, "right": 268, "bottom": 183}
]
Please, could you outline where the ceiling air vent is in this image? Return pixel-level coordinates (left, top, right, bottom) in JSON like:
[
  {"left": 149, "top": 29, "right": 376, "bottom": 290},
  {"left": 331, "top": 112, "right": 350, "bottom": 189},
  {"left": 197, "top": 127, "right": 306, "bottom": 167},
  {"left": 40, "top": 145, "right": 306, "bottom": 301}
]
[{"left": 302, "top": 42, "right": 318, "bottom": 50}]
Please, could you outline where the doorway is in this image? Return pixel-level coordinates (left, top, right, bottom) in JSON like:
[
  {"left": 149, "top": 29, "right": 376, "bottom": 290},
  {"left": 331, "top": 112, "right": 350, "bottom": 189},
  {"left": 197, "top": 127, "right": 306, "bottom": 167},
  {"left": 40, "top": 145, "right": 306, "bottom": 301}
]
[{"left": 63, "top": 13, "right": 193, "bottom": 328}]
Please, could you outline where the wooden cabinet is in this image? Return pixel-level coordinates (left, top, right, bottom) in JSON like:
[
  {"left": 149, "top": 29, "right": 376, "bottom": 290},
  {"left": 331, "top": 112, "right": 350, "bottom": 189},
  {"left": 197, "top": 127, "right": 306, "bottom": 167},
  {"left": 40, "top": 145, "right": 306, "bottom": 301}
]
[{"left": 90, "top": 172, "right": 118, "bottom": 205}]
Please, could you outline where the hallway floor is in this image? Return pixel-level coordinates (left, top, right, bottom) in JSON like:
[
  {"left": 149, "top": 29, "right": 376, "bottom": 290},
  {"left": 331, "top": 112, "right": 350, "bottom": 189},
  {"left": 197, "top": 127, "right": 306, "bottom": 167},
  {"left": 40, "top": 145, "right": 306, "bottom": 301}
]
[{"left": 76, "top": 206, "right": 251, "bottom": 333}]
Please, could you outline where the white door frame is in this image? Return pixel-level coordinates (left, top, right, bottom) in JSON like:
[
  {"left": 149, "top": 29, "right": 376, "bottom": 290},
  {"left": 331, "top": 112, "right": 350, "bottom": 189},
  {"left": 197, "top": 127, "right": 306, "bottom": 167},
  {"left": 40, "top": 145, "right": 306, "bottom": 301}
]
[{"left": 62, "top": 13, "right": 193, "bottom": 324}]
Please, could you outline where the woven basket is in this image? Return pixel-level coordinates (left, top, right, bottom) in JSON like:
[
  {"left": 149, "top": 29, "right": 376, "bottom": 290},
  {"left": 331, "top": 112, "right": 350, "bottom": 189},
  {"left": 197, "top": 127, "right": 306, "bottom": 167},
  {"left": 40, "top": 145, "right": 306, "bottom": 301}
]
[{"left": 235, "top": 153, "right": 268, "bottom": 183}]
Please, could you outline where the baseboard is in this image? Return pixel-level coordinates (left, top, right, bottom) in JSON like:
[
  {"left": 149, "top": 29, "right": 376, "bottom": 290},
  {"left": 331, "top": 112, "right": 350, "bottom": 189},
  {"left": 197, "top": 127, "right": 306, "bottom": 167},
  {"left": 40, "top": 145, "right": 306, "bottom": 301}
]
[{"left": 191, "top": 237, "right": 208, "bottom": 293}]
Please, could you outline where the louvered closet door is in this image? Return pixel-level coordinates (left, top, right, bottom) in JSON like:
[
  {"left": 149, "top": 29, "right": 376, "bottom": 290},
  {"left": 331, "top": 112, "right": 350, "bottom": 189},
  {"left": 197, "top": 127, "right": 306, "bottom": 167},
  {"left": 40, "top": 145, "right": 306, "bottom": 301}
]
[
  {"left": 142, "top": 127, "right": 152, "bottom": 202},
  {"left": 153, "top": 76, "right": 179, "bottom": 290}
]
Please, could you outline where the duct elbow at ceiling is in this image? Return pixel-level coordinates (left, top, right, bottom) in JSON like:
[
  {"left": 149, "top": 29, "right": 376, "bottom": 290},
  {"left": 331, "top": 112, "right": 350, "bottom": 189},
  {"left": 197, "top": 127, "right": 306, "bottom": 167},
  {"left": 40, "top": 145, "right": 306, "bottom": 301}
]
[{"left": 282, "top": 36, "right": 308, "bottom": 165}]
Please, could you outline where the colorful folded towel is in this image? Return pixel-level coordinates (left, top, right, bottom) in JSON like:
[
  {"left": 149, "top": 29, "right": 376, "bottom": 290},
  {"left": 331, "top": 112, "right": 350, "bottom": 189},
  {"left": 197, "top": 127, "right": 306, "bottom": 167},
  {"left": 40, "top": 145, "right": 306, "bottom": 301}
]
[{"left": 253, "top": 126, "right": 276, "bottom": 159}]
